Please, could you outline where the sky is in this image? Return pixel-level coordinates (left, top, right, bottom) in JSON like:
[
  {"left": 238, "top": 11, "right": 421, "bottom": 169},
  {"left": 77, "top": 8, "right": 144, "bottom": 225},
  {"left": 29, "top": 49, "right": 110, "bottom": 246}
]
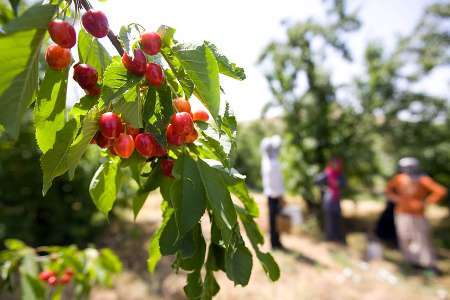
[{"left": 70, "top": 0, "right": 448, "bottom": 121}]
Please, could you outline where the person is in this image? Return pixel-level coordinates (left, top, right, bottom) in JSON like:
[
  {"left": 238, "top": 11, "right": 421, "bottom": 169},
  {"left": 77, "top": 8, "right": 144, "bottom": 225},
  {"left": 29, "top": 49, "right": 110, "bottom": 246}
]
[
  {"left": 374, "top": 198, "right": 398, "bottom": 247},
  {"left": 385, "top": 157, "right": 447, "bottom": 273},
  {"left": 261, "top": 135, "right": 285, "bottom": 250},
  {"left": 315, "top": 157, "right": 346, "bottom": 243}
]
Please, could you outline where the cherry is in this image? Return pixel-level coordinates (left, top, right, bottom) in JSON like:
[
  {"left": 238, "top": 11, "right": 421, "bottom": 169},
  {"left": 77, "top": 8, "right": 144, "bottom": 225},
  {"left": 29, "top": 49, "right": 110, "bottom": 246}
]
[
  {"left": 171, "top": 112, "right": 194, "bottom": 136},
  {"left": 125, "top": 124, "right": 141, "bottom": 138},
  {"left": 135, "top": 132, "right": 158, "bottom": 158},
  {"left": 122, "top": 48, "right": 147, "bottom": 76},
  {"left": 81, "top": 9, "right": 109, "bottom": 38},
  {"left": 47, "top": 276, "right": 58, "bottom": 286},
  {"left": 145, "top": 63, "right": 164, "bottom": 87},
  {"left": 73, "top": 63, "right": 98, "bottom": 89},
  {"left": 48, "top": 20, "right": 76, "bottom": 48},
  {"left": 140, "top": 32, "right": 161, "bottom": 55},
  {"left": 59, "top": 273, "right": 72, "bottom": 285},
  {"left": 166, "top": 124, "right": 184, "bottom": 146},
  {"left": 94, "top": 132, "right": 112, "bottom": 148},
  {"left": 64, "top": 269, "right": 74, "bottom": 277},
  {"left": 39, "top": 271, "right": 55, "bottom": 282},
  {"left": 45, "top": 44, "right": 71, "bottom": 71},
  {"left": 98, "top": 112, "right": 123, "bottom": 139},
  {"left": 113, "top": 133, "right": 135, "bottom": 158},
  {"left": 173, "top": 97, "right": 191, "bottom": 113},
  {"left": 86, "top": 85, "right": 101, "bottom": 96},
  {"left": 184, "top": 128, "right": 198, "bottom": 144},
  {"left": 161, "top": 159, "right": 174, "bottom": 177},
  {"left": 192, "top": 110, "right": 209, "bottom": 122}
]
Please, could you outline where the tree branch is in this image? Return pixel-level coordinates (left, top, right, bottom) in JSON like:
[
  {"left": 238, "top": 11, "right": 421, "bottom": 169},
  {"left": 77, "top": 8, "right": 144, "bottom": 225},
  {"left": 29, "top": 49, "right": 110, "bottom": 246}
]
[{"left": 77, "top": 0, "right": 124, "bottom": 56}]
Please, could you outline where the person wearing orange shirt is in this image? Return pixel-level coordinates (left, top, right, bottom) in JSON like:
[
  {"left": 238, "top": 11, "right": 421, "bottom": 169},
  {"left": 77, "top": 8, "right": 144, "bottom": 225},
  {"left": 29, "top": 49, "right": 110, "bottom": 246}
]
[{"left": 385, "top": 157, "right": 447, "bottom": 272}]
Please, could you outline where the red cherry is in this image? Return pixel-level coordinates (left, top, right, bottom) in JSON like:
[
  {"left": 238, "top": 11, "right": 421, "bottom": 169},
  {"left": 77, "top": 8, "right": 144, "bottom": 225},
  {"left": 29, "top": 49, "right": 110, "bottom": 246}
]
[
  {"left": 125, "top": 124, "right": 141, "bottom": 138},
  {"left": 64, "top": 269, "right": 74, "bottom": 277},
  {"left": 192, "top": 110, "right": 209, "bottom": 122},
  {"left": 45, "top": 44, "right": 71, "bottom": 71},
  {"left": 81, "top": 9, "right": 109, "bottom": 38},
  {"left": 86, "top": 85, "right": 101, "bottom": 96},
  {"left": 145, "top": 63, "right": 164, "bottom": 87},
  {"left": 94, "top": 132, "right": 112, "bottom": 148},
  {"left": 122, "top": 48, "right": 147, "bottom": 76},
  {"left": 73, "top": 63, "right": 98, "bottom": 89},
  {"left": 47, "top": 276, "right": 58, "bottom": 286},
  {"left": 59, "top": 273, "right": 72, "bottom": 285},
  {"left": 113, "top": 133, "right": 135, "bottom": 158},
  {"left": 98, "top": 112, "right": 123, "bottom": 139},
  {"left": 184, "top": 128, "right": 198, "bottom": 144},
  {"left": 161, "top": 159, "right": 175, "bottom": 177},
  {"left": 173, "top": 97, "right": 191, "bottom": 113},
  {"left": 135, "top": 132, "right": 158, "bottom": 158},
  {"left": 48, "top": 20, "right": 76, "bottom": 48},
  {"left": 140, "top": 32, "right": 161, "bottom": 55},
  {"left": 166, "top": 124, "right": 184, "bottom": 146},
  {"left": 39, "top": 271, "right": 55, "bottom": 282},
  {"left": 170, "top": 112, "right": 194, "bottom": 136}
]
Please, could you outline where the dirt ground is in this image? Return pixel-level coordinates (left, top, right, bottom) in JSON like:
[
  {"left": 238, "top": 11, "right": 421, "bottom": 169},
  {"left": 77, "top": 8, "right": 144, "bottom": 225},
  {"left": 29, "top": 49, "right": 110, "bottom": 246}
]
[{"left": 92, "top": 193, "right": 450, "bottom": 300}]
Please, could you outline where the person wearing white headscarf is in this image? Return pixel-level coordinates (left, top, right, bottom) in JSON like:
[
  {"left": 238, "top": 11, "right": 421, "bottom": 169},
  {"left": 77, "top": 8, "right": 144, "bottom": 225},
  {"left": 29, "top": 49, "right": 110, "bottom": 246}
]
[{"left": 261, "top": 135, "right": 285, "bottom": 249}]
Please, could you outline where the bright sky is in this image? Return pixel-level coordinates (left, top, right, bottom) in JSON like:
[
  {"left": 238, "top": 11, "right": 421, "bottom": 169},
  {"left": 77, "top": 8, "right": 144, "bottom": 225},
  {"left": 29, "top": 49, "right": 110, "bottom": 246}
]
[{"left": 76, "top": 0, "right": 447, "bottom": 121}]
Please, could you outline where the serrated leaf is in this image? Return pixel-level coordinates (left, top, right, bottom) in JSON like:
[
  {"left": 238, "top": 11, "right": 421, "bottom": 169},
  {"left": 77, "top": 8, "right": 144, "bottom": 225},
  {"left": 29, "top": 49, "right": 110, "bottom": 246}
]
[
  {"left": 224, "top": 244, "right": 252, "bottom": 286},
  {"left": 102, "top": 56, "right": 142, "bottom": 104},
  {"left": 78, "top": 28, "right": 112, "bottom": 80},
  {"left": 173, "top": 43, "right": 221, "bottom": 118},
  {"left": 179, "top": 225, "right": 206, "bottom": 271},
  {"left": 157, "top": 25, "right": 175, "bottom": 48},
  {"left": 70, "top": 94, "right": 101, "bottom": 120},
  {"left": 229, "top": 181, "right": 259, "bottom": 217},
  {"left": 171, "top": 155, "right": 207, "bottom": 237},
  {"left": 0, "top": 4, "right": 56, "bottom": 138},
  {"left": 34, "top": 68, "right": 69, "bottom": 153},
  {"left": 89, "top": 156, "right": 121, "bottom": 216},
  {"left": 204, "top": 41, "right": 246, "bottom": 80},
  {"left": 147, "top": 201, "right": 174, "bottom": 272},
  {"left": 40, "top": 119, "right": 78, "bottom": 195},
  {"left": 160, "top": 46, "right": 194, "bottom": 99},
  {"left": 113, "top": 86, "right": 142, "bottom": 128}
]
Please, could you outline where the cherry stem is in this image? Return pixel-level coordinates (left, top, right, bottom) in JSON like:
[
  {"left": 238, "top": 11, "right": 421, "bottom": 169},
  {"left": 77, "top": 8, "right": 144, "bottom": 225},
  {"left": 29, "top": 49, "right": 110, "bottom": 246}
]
[{"left": 77, "top": 0, "right": 124, "bottom": 56}]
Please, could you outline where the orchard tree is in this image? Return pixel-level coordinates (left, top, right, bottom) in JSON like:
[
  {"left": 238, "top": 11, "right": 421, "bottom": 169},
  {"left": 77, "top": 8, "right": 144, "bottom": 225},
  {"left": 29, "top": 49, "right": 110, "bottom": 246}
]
[
  {"left": 0, "top": 0, "right": 279, "bottom": 298},
  {"left": 258, "top": 0, "right": 379, "bottom": 214}
]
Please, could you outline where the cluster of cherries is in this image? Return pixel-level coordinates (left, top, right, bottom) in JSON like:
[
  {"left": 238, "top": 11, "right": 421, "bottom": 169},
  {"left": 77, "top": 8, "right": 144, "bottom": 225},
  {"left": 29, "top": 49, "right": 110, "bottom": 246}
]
[
  {"left": 39, "top": 269, "right": 74, "bottom": 286},
  {"left": 91, "top": 98, "right": 209, "bottom": 177},
  {"left": 45, "top": 9, "right": 165, "bottom": 96}
]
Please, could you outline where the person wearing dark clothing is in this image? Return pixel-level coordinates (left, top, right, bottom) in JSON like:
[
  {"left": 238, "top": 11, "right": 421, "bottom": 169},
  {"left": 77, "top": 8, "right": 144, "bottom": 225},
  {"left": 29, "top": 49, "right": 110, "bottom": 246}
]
[
  {"left": 374, "top": 200, "right": 398, "bottom": 247},
  {"left": 268, "top": 196, "right": 283, "bottom": 248}
]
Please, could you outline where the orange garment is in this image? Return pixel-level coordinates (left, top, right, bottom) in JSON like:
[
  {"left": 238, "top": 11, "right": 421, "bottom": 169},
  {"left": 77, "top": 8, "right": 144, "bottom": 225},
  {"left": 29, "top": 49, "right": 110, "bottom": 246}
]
[{"left": 385, "top": 173, "right": 447, "bottom": 216}]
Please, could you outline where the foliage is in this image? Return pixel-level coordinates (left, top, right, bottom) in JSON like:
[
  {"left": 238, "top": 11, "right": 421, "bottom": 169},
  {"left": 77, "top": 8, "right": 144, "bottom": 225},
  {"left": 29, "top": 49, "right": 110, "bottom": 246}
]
[
  {"left": 0, "top": 1, "right": 279, "bottom": 299},
  {"left": 0, "top": 239, "right": 121, "bottom": 300}
]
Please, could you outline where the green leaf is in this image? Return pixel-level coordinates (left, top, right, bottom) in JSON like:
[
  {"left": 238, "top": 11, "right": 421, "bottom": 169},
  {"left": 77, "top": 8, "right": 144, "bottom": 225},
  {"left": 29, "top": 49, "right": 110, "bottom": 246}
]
[
  {"left": 89, "top": 157, "right": 121, "bottom": 216},
  {"left": 179, "top": 225, "right": 206, "bottom": 271},
  {"left": 204, "top": 41, "right": 246, "bottom": 80},
  {"left": 160, "top": 46, "right": 194, "bottom": 99},
  {"left": 34, "top": 68, "right": 69, "bottom": 153},
  {"left": 224, "top": 244, "right": 253, "bottom": 286},
  {"left": 71, "top": 94, "right": 101, "bottom": 120},
  {"left": 201, "top": 271, "right": 220, "bottom": 300},
  {"left": 159, "top": 213, "right": 179, "bottom": 255},
  {"left": 113, "top": 85, "right": 142, "bottom": 128},
  {"left": 157, "top": 25, "right": 176, "bottom": 48},
  {"left": 173, "top": 43, "right": 221, "bottom": 118},
  {"left": 171, "top": 155, "right": 207, "bottom": 237},
  {"left": 77, "top": 28, "right": 112, "bottom": 80},
  {"left": 40, "top": 119, "right": 79, "bottom": 195},
  {"left": 229, "top": 182, "right": 259, "bottom": 218},
  {"left": 0, "top": 4, "right": 56, "bottom": 138},
  {"left": 147, "top": 201, "right": 174, "bottom": 272},
  {"left": 184, "top": 270, "right": 203, "bottom": 300},
  {"left": 118, "top": 26, "right": 131, "bottom": 55},
  {"left": 67, "top": 107, "right": 101, "bottom": 176},
  {"left": 196, "top": 159, "right": 237, "bottom": 243},
  {"left": 102, "top": 56, "right": 142, "bottom": 104}
]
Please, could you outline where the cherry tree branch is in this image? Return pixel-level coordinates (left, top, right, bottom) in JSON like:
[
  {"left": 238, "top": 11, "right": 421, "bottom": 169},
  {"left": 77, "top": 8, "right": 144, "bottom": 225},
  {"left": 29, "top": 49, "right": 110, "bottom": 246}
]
[{"left": 77, "top": 0, "right": 124, "bottom": 56}]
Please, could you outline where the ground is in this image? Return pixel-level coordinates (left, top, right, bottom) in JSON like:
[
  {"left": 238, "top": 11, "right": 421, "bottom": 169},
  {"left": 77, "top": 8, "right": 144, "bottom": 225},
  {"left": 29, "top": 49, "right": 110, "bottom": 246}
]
[{"left": 92, "top": 193, "right": 450, "bottom": 300}]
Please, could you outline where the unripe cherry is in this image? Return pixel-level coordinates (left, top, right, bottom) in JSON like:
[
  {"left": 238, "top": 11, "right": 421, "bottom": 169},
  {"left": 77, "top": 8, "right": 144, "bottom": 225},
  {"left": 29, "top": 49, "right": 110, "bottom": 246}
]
[
  {"left": 46, "top": 45, "right": 71, "bottom": 71},
  {"left": 113, "top": 133, "right": 135, "bottom": 158},
  {"left": 73, "top": 63, "right": 98, "bottom": 89},
  {"left": 122, "top": 48, "right": 147, "bottom": 76},
  {"left": 48, "top": 20, "right": 76, "bottom": 48},
  {"left": 170, "top": 112, "right": 194, "bottom": 136},
  {"left": 173, "top": 97, "right": 191, "bottom": 113},
  {"left": 161, "top": 159, "right": 175, "bottom": 177},
  {"left": 166, "top": 124, "right": 184, "bottom": 146},
  {"left": 98, "top": 112, "right": 123, "bottom": 139},
  {"left": 184, "top": 128, "right": 198, "bottom": 144},
  {"left": 81, "top": 9, "right": 109, "bottom": 38},
  {"left": 134, "top": 132, "right": 158, "bottom": 158},
  {"left": 140, "top": 32, "right": 161, "bottom": 55},
  {"left": 145, "top": 63, "right": 164, "bottom": 87},
  {"left": 192, "top": 110, "right": 209, "bottom": 122}
]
